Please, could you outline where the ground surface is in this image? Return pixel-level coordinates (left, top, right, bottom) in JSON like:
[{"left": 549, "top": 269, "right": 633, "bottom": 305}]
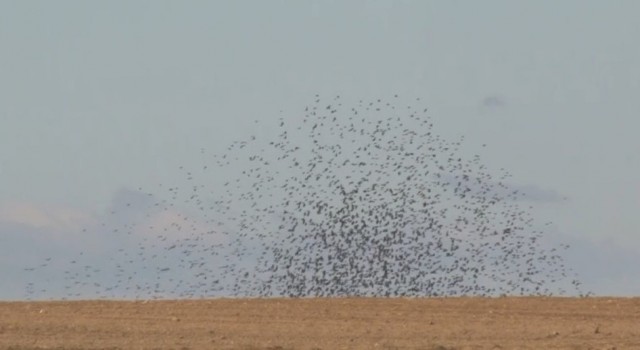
[{"left": 0, "top": 297, "right": 638, "bottom": 349}]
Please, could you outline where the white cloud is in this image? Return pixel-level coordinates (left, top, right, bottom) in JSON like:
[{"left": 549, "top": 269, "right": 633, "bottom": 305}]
[
  {"left": 0, "top": 187, "right": 231, "bottom": 300},
  {"left": 0, "top": 201, "right": 95, "bottom": 233}
]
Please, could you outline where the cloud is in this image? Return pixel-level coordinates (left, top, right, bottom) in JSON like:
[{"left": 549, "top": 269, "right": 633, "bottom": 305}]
[
  {"left": 0, "top": 187, "right": 232, "bottom": 300},
  {"left": 102, "top": 187, "right": 228, "bottom": 242},
  {"left": 0, "top": 187, "right": 228, "bottom": 244},
  {"left": 438, "top": 173, "right": 566, "bottom": 203},
  {"left": 481, "top": 95, "right": 506, "bottom": 108},
  {"left": 506, "top": 183, "right": 566, "bottom": 202},
  {"left": 0, "top": 201, "right": 94, "bottom": 232},
  {"left": 2, "top": 186, "right": 638, "bottom": 300}
]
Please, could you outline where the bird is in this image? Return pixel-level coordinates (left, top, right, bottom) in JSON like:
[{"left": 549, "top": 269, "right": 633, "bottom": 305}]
[{"left": 22, "top": 94, "right": 587, "bottom": 300}]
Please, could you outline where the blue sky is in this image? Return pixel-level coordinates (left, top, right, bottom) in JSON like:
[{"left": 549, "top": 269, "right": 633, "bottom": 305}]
[{"left": 1, "top": 1, "right": 639, "bottom": 299}]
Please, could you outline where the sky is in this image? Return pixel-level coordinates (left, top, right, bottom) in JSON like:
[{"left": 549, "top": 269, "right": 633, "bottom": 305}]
[{"left": 1, "top": 1, "right": 639, "bottom": 299}]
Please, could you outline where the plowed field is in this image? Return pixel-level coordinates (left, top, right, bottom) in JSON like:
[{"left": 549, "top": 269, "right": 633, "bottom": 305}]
[{"left": 1, "top": 297, "right": 638, "bottom": 349}]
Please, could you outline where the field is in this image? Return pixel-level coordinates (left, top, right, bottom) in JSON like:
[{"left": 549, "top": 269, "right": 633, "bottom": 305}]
[{"left": 1, "top": 297, "right": 638, "bottom": 349}]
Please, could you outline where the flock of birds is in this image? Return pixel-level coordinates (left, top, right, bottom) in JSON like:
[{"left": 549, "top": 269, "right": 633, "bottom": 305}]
[{"left": 23, "top": 95, "right": 586, "bottom": 299}]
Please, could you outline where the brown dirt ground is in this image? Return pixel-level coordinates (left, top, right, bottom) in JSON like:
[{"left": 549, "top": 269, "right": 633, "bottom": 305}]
[{"left": 0, "top": 297, "right": 638, "bottom": 350}]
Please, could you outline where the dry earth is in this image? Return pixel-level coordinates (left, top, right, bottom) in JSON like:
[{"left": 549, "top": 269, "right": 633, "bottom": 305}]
[{"left": 1, "top": 297, "right": 639, "bottom": 349}]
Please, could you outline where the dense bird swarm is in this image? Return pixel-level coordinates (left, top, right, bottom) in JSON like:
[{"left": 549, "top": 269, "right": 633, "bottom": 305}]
[{"left": 23, "top": 96, "right": 585, "bottom": 299}]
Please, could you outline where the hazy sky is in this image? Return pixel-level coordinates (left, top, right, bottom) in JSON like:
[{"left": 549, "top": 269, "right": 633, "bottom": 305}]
[{"left": 1, "top": 1, "right": 639, "bottom": 299}]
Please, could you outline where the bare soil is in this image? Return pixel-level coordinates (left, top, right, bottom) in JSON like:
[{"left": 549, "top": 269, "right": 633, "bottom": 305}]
[{"left": 1, "top": 297, "right": 638, "bottom": 349}]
